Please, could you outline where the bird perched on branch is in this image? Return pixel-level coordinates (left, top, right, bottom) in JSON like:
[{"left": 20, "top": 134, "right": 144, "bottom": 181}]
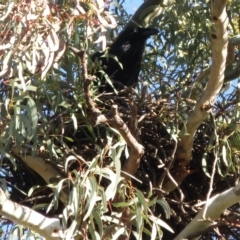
[{"left": 91, "top": 26, "right": 159, "bottom": 92}]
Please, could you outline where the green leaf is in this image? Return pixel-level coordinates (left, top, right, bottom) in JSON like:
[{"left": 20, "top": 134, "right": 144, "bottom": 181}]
[
  {"left": 65, "top": 219, "right": 78, "bottom": 239},
  {"left": 202, "top": 152, "right": 211, "bottom": 178},
  {"left": 26, "top": 96, "right": 38, "bottom": 138},
  {"left": 112, "top": 227, "right": 126, "bottom": 240},
  {"left": 65, "top": 155, "right": 77, "bottom": 173},
  {"left": 148, "top": 215, "right": 174, "bottom": 233},
  {"left": 112, "top": 200, "right": 135, "bottom": 208},
  {"left": 89, "top": 223, "right": 101, "bottom": 240},
  {"left": 47, "top": 178, "right": 68, "bottom": 213},
  {"left": 156, "top": 199, "right": 171, "bottom": 219},
  {"left": 84, "top": 176, "right": 98, "bottom": 221},
  {"left": 98, "top": 186, "right": 108, "bottom": 213},
  {"left": 135, "top": 201, "right": 143, "bottom": 232},
  {"left": 3, "top": 152, "right": 17, "bottom": 170},
  {"left": 136, "top": 189, "right": 148, "bottom": 216},
  {"left": 32, "top": 203, "right": 49, "bottom": 210},
  {"left": 92, "top": 210, "right": 103, "bottom": 237},
  {"left": 151, "top": 222, "right": 157, "bottom": 240},
  {"left": 28, "top": 185, "right": 41, "bottom": 197},
  {"left": 71, "top": 113, "right": 78, "bottom": 133}
]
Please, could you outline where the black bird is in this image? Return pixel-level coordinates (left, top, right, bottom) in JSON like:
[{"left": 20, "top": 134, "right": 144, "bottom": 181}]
[{"left": 91, "top": 26, "right": 159, "bottom": 92}]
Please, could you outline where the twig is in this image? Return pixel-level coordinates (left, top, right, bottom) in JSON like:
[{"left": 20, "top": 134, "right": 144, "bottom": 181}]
[
  {"left": 158, "top": 94, "right": 183, "bottom": 196},
  {"left": 129, "top": 95, "right": 139, "bottom": 139},
  {"left": 203, "top": 113, "right": 219, "bottom": 219}
]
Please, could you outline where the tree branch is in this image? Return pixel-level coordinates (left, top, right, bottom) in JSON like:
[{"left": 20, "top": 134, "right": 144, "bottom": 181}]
[
  {"left": 174, "top": 182, "right": 240, "bottom": 240},
  {"left": 11, "top": 147, "right": 69, "bottom": 205},
  {"left": 176, "top": 0, "right": 229, "bottom": 163},
  {"left": 0, "top": 188, "right": 64, "bottom": 240}
]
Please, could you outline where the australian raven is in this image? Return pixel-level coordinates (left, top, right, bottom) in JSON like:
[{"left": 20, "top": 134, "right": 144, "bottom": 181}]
[{"left": 91, "top": 26, "right": 159, "bottom": 92}]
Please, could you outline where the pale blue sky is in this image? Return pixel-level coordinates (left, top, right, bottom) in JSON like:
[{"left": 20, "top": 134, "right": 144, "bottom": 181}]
[{"left": 123, "top": 0, "right": 143, "bottom": 14}]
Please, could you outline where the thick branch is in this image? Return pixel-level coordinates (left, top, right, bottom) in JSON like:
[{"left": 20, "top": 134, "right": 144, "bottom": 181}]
[
  {"left": 176, "top": 0, "right": 228, "bottom": 162},
  {"left": 0, "top": 188, "right": 64, "bottom": 240},
  {"left": 109, "top": 105, "right": 144, "bottom": 178},
  {"left": 11, "top": 147, "right": 69, "bottom": 205},
  {"left": 196, "top": 35, "right": 240, "bottom": 84},
  {"left": 174, "top": 182, "right": 240, "bottom": 240}
]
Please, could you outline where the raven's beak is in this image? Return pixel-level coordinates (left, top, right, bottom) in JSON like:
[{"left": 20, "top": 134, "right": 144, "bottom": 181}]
[{"left": 141, "top": 28, "right": 159, "bottom": 37}]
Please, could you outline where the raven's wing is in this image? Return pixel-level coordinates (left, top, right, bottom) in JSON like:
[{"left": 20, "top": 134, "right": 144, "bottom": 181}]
[{"left": 91, "top": 27, "right": 158, "bottom": 92}]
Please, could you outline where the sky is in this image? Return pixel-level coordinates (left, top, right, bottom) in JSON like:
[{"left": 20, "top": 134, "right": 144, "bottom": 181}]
[{"left": 123, "top": 0, "right": 141, "bottom": 14}]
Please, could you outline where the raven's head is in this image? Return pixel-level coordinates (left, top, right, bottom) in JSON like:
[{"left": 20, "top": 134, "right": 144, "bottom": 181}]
[{"left": 110, "top": 26, "right": 159, "bottom": 58}]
